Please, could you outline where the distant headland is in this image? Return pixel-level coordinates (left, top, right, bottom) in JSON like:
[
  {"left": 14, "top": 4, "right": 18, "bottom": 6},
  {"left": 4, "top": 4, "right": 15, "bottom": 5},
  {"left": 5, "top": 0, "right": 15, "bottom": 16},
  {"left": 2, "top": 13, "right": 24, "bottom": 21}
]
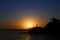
[{"left": 28, "top": 17, "right": 60, "bottom": 35}]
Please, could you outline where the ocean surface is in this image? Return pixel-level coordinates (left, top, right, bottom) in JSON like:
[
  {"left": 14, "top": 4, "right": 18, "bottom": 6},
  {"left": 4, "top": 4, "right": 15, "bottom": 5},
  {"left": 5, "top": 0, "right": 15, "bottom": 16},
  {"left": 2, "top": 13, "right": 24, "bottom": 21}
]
[{"left": 0, "top": 31, "right": 60, "bottom": 40}]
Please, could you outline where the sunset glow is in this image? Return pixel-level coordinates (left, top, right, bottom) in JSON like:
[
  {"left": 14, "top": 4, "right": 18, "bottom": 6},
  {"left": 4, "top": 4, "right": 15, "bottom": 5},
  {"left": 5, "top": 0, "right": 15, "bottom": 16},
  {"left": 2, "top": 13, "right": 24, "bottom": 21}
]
[
  {"left": 0, "top": 0, "right": 59, "bottom": 29},
  {"left": 18, "top": 17, "right": 37, "bottom": 29},
  {"left": 27, "top": 23, "right": 32, "bottom": 28},
  {"left": 17, "top": 17, "right": 45, "bottom": 29}
]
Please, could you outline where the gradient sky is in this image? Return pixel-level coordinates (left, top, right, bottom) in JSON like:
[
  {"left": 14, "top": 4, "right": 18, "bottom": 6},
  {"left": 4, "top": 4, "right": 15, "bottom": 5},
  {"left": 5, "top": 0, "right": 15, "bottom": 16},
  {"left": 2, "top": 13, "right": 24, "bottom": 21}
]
[{"left": 0, "top": 0, "right": 60, "bottom": 29}]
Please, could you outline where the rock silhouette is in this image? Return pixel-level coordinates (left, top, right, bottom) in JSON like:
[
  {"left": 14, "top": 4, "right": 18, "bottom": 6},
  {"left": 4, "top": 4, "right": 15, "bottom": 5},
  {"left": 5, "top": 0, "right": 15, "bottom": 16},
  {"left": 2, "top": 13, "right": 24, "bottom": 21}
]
[
  {"left": 28, "top": 27, "right": 42, "bottom": 34},
  {"left": 28, "top": 17, "right": 60, "bottom": 35},
  {"left": 44, "top": 17, "right": 60, "bottom": 35}
]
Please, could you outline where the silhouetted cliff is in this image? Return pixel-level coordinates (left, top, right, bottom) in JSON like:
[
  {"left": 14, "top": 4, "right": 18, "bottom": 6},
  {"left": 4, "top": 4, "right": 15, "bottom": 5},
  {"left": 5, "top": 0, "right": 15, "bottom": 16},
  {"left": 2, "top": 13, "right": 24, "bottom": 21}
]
[
  {"left": 44, "top": 17, "right": 60, "bottom": 35},
  {"left": 28, "top": 17, "right": 60, "bottom": 35},
  {"left": 28, "top": 27, "right": 42, "bottom": 34}
]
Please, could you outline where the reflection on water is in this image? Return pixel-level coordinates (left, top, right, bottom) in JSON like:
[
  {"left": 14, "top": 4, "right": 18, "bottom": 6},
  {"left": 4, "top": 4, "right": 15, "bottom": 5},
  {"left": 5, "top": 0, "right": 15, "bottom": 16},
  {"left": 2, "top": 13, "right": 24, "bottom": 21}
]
[
  {"left": 23, "top": 34, "right": 30, "bottom": 40},
  {"left": 0, "top": 31, "right": 31, "bottom": 40},
  {"left": 16, "top": 34, "right": 30, "bottom": 40},
  {"left": 0, "top": 31, "right": 60, "bottom": 40}
]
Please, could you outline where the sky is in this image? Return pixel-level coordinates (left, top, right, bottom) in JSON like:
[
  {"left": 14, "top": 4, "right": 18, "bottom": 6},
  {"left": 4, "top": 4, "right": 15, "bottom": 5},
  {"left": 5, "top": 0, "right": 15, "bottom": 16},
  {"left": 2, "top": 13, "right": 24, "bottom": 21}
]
[{"left": 0, "top": 0, "right": 60, "bottom": 29}]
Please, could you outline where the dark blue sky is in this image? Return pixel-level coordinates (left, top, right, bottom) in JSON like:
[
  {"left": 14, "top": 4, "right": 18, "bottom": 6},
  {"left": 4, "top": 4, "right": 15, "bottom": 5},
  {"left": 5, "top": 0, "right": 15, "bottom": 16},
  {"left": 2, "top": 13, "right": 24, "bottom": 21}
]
[{"left": 0, "top": 0, "right": 60, "bottom": 28}]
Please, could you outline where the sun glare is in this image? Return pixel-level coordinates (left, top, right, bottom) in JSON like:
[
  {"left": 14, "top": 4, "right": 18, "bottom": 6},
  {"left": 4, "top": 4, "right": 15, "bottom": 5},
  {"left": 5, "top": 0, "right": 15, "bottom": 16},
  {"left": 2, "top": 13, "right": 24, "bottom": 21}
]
[
  {"left": 22, "top": 19, "right": 36, "bottom": 29},
  {"left": 19, "top": 17, "right": 40, "bottom": 29},
  {"left": 27, "top": 23, "right": 32, "bottom": 28}
]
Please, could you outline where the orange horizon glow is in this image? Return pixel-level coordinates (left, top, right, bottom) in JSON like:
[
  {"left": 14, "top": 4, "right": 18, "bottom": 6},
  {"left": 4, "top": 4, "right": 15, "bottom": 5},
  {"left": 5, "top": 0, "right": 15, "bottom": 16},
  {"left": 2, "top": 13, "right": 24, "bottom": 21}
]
[
  {"left": 17, "top": 17, "right": 45, "bottom": 29},
  {"left": 21, "top": 18, "right": 36, "bottom": 29},
  {"left": 0, "top": 17, "right": 46, "bottom": 29}
]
